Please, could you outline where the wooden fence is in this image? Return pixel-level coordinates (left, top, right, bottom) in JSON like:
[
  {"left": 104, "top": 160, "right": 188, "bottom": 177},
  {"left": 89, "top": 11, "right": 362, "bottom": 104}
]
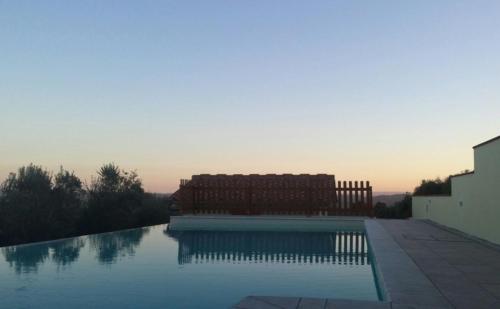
[
  {"left": 333, "top": 181, "right": 373, "bottom": 216},
  {"left": 175, "top": 175, "right": 373, "bottom": 217}
]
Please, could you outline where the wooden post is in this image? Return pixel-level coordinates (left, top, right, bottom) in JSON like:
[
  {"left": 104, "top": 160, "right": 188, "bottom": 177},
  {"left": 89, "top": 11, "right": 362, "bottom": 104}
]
[
  {"left": 354, "top": 181, "right": 359, "bottom": 207},
  {"left": 360, "top": 181, "right": 365, "bottom": 205},
  {"left": 367, "top": 181, "right": 373, "bottom": 217},
  {"left": 348, "top": 181, "right": 353, "bottom": 215}
]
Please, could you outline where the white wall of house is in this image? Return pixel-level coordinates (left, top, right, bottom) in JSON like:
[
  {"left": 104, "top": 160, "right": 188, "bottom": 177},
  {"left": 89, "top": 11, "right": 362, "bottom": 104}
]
[{"left": 413, "top": 136, "right": 500, "bottom": 245}]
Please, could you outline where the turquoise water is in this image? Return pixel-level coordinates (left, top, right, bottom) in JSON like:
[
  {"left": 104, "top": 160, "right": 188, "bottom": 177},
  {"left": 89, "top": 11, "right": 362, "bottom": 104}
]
[{"left": 0, "top": 224, "right": 380, "bottom": 308}]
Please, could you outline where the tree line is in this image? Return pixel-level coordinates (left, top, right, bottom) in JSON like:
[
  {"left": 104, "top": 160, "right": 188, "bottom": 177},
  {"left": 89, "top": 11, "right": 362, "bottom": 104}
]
[
  {"left": 0, "top": 164, "right": 171, "bottom": 247},
  {"left": 374, "top": 194, "right": 412, "bottom": 219},
  {"left": 374, "top": 170, "right": 470, "bottom": 219}
]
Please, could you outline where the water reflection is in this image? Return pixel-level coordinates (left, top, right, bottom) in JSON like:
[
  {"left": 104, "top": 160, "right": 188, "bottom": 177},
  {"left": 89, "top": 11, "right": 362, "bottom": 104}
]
[
  {"left": 2, "top": 227, "right": 150, "bottom": 273},
  {"left": 165, "top": 230, "right": 369, "bottom": 265},
  {"left": 89, "top": 227, "right": 150, "bottom": 264},
  {"left": 51, "top": 238, "right": 85, "bottom": 267},
  {"left": 2, "top": 244, "right": 50, "bottom": 274}
]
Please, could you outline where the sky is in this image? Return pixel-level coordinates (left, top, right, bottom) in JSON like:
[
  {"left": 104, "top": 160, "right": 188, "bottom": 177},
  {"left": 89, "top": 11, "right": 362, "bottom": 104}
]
[{"left": 1, "top": 1, "right": 499, "bottom": 193}]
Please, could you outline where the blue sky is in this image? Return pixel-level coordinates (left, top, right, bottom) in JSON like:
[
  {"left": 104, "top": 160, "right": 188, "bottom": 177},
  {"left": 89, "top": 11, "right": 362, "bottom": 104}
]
[{"left": 1, "top": 1, "right": 499, "bottom": 192}]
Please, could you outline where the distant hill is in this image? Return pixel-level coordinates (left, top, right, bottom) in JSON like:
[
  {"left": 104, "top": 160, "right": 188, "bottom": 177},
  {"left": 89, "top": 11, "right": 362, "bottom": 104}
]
[{"left": 373, "top": 194, "right": 406, "bottom": 206}]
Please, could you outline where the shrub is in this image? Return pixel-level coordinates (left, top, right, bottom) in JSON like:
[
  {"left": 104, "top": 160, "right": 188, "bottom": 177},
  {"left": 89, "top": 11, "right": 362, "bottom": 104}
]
[
  {"left": 0, "top": 165, "right": 83, "bottom": 245},
  {"left": 0, "top": 164, "right": 170, "bottom": 246},
  {"left": 413, "top": 177, "right": 451, "bottom": 196},
  {"left": 374, "top": 194, "right": 412, "bottom": 219}
]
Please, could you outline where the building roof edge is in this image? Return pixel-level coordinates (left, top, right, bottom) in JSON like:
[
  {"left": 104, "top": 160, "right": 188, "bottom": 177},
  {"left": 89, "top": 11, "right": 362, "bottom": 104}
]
[{"left": 473, "top": 135, "right": 500, "bottom": 149}]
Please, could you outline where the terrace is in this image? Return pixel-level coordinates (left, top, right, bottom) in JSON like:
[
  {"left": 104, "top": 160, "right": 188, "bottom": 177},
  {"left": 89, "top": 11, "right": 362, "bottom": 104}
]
[
  {"left": 230, "top": 219, "right": 500, "bottom": 308},
  {"left": 167, "top": 169, "right": 500, "bottom": 308}
]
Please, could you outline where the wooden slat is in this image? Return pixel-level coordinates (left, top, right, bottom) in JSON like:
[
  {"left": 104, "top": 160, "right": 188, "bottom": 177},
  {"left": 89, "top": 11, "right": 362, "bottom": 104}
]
[
  {"left": 354, "top": 181, "right": 359, "bottom": 205},
  {"left": 360, "top": 181, "right": 365, "bottom": 204},
  {"left": 348, "top": 181, "right": 353, "bottom": 214},
  {"left": 337, "top": 180, "right": 345, "bottom": 209},
  {"left": 367, "top": 181, "right": 373, "bottom": 216}
]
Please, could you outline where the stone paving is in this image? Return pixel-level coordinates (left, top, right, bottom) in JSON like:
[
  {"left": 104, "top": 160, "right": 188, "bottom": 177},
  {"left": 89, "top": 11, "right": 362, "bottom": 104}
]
[
  {"left": 365, "top": 219, "right": 452, "bottom": 308},
  {"left": 380, "top": 219, "right": 500, "bottom": 309},
  {"left": 233, "top": 296, "right": 390, "bottom": 309},
  {"left": 233, "top": 219, "right": 500, "bottom": 309}
]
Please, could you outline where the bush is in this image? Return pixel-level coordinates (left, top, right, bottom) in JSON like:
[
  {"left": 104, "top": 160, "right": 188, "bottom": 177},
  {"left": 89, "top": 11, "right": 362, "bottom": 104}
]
[
  {"left": 136, "top": 193, "right": 171, "bottom": 226},
  {"left": 0, "top": 164, "right": 170, "bottom": 246},
  {"left": 51, "top": 168, "right": 84, "bottom": 237},
  {"left": 374, "top": 194, "right": 412, "bottom": 219},
  {"left": 413, "top": 177, "right": 451, "bottom": 196},
  {"left": 80, "top": 164, "right": 145, "bottom": 233},
  {"left": 0, "top": 165, "right": 54, "bottom": 244},
  {"left": 0, "top": 165, "right": 84, "bottom": 245}
]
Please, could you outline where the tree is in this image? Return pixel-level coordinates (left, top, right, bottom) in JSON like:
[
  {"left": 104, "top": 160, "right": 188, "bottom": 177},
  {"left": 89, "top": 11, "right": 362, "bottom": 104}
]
[
  {"left": 81, "top": 164, "right": 146, "bottom": 233},
  {"left": 0, "top": 165, "right": 85, "bottom": 245},
  {"left": 0, "top": 163, "right": 170, "bottom": 246},
  {"left": 51, "top": 168, "right": 84, "bottom": 237},
  {"left": 374, "top": 194, "right": 412, "bottom": 219},
  {"left": 0, "top": 165, "right": 53, "bottom": 244},
  {"left": 413, "top": 177, "right": 451, "bottom": 196}
]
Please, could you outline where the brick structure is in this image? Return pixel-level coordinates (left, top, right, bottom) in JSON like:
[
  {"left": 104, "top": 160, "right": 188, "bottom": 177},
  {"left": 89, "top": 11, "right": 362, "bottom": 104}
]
[{"left": 173, "top": 174, "right": 373, "bottom": 216}]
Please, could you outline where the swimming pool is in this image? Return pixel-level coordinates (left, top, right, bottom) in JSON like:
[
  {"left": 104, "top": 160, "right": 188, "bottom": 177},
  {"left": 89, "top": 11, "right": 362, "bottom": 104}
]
[{"left": 0, "top": 223, "right": 381, "bottom": 308}]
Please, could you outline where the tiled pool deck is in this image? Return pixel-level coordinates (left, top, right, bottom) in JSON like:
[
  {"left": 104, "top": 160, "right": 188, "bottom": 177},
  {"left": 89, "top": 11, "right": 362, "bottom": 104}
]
[{"left": 234, "top": 219, "right": 500, "bottom": 309}]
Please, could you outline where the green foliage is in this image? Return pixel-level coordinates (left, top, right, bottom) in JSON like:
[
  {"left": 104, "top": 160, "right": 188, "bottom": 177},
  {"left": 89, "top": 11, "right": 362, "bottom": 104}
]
[
  {"left": 413, "top": 170, "right": 471, "bottom": 196},
  {"left": 81, "top": 164, "right": 147, "bottom": 233},
  {"left": 92, "top": 164, "right": 143, "bottom": 194},
  {"left": 0, "top": 165, "right": 55, "bottom": 244},
  {"left": 374, "top": 194, "right": 412, "bottom": 219},
  {"left": 0, "top": 164, "right": 170, "bottom": 247},
  {"left": 54, "top": 168, "right": 83, "bottom": 195},
  {"left": 137, "top": 193, "right": 172, "bottom": 226},
  {"left": 51, "top": 168, "right": 84, "bottom": 237},
  {"left": 1, "top": 164, "right": 53, "bottom": 195},
  {"left": 375, "top": 169, "right": 473, "bottom": 219},
  {"left": 413, "top": 177, "right": 451, "bottom": 196}
]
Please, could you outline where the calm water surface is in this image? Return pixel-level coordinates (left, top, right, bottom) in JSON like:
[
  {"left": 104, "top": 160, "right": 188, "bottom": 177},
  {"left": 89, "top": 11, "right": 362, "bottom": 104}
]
[{"left": 0, "top": 224, "right": 380, "bottom": 308}]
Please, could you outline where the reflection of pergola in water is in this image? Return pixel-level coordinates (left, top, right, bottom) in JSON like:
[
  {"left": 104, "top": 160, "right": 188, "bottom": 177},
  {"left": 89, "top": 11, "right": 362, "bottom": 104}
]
[{"left": 165, "top": 230, "right": 369, "bottom": 265}]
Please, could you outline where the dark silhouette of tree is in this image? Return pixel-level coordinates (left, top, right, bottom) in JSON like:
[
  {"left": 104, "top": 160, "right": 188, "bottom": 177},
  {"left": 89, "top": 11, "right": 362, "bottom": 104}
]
[
  {"left": 413, "top": 170, "right": 471, "bottom": 196},
  {"left": 374, "top": 202, "right": 389, "bottom": 218},
  {"left": 0, "top": 163, "right": 170, "bottom": 247},
  {"left": 50, "top": 168, "right": 84, "bottom": 238},
  {"left": 80, "top": 164, "right": 146, "bottom": 234},
  {"left": 0, "top": 165, "right": 54, "bottom": 244},
  {"left": 0, "top": 165, "right": 84, "bottom": 245},
  {"left": 413, "top": 177, "right": 451, "bottom": 196},
  {"left": 137, "top": 193, "right": 172, "bottom": 226},
  {"left": 374, "top": 194, "right": 412, "bottom": 219}
]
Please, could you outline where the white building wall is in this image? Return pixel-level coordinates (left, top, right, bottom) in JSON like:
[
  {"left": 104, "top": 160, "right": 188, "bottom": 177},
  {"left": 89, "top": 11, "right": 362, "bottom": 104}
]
[{"left": 413, "top": 137, "right": 500, "bottom": 245}]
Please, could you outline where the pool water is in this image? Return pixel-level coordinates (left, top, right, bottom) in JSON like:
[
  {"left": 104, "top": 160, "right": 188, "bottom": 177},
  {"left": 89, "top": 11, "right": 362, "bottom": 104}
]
[{"left": 0, "top": 224, "right": 381, "bottom": 308}]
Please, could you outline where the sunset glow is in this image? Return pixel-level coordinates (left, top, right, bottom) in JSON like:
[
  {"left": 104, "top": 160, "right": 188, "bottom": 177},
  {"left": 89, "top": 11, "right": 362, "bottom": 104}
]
[{"left": 1, "top": 1, "right": 499, "bottom": 193}]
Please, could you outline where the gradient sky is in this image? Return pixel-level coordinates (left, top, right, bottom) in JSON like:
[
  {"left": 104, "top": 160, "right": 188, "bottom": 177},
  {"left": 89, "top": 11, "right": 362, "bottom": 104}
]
[{"left": 1, "top": 1, "right": 499, "bottom": 193}]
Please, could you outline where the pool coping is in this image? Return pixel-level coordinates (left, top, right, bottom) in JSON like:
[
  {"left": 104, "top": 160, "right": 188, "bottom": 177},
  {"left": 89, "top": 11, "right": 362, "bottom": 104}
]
[
  {"left": 234, "top": 296, "right": 390, "bottom": 308},
  {"left": 232, "top": 218, "right": 453, "bottom": 308},
  {"left": 364, "top": 219, "right": 451, "bottom": 308},
  {"left": 169, "top": 215, "right": 366, "bottom": 232},
  {"left": 170, "top": 215, "right": 455, "bottom": 308}
]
